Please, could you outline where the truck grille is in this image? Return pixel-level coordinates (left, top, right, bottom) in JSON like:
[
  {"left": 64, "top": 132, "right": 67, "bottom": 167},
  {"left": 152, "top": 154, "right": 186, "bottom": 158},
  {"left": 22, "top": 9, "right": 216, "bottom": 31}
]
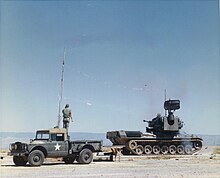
[{"left": 10, "top": 142, "right": 27, "bottom": 151}]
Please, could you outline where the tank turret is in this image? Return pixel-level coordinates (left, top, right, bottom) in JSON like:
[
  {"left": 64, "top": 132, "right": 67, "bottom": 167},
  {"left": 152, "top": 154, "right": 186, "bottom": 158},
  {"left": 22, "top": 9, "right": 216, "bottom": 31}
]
[{"left": 144, "top": 100, "right": 183, "bottom": 137}]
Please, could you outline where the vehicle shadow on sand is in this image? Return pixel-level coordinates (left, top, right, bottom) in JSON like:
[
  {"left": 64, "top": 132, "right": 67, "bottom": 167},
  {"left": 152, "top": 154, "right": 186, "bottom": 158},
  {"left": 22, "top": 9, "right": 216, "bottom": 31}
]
[{"left": 1, "top": 161, "right": 113, "bottom": 167}]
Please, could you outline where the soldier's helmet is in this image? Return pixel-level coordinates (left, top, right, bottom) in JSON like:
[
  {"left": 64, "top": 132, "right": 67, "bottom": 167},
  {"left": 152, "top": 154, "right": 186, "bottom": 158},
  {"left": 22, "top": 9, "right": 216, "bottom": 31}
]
[
  {"left": 156, "top": 113, "right": 161, "bottom": 117},
  {"left": 65, "top": 104, "right": 69, "bottom": 108}
]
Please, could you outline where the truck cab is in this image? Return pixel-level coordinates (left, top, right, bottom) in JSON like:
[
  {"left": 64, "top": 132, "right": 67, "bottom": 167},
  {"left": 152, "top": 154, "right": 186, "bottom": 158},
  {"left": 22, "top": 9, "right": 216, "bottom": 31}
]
[{"left": 32, "top": 128, "right": 69, "bottom": 157}]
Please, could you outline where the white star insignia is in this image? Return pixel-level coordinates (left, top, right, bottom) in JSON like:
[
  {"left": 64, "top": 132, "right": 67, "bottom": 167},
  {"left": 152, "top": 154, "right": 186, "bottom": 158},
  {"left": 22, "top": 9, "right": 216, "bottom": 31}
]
[{"left": 54, "top": 143, "right": 61, "bottom": 151}]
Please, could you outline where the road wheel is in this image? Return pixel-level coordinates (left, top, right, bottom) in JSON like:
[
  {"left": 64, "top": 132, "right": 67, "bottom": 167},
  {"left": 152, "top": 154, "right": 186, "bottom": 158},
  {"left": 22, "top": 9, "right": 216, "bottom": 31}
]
[
  {"left": 134, "top": 145, "right": 144, "bottom": 155},
  {"left": 28, "top": 150, "right": 44, "bottom": 166},
  {"left": 169, "top": 145, "right": 176, "bottom": 155},
  {"left": 177, "top": 145, "right": 184, "bottom": 154},
  {"left": 185, "top": 145, "right": 193, "bottom": 155},
  {"left": 144, "top": 145, "right": 152, "bottom": 155},
  {"left": 63, "top": 156, "right": 75, "bottom": 164},
  {"left": 128, "top": 140, "right": 137, "bottom": 150},
  {"left": 193, "top": 141, "right": 202, "bottom": 150},
  {"left": 78, "top": 149, "right": 93, "bottom": 164},
  {"left": 13, "top": 156, "right": 27, "bottom": 166},
  {"left": 152, "top": 145, "right": 160, "bottom": 155},
  {"left": 161, "top": 145, "right": 169, "bottom": 155}
]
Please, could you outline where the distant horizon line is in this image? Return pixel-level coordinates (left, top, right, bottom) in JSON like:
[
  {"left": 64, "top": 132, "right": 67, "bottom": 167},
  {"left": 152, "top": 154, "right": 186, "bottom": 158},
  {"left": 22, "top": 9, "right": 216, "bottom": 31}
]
[{"left": 0, "top": 131, "right": 219, "bottom": 136}]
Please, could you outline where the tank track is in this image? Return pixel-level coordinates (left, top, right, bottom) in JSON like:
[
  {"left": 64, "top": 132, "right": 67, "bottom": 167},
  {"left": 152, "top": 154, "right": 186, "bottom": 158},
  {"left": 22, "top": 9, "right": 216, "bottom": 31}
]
[{"left": 124, "top": 138, "right": 202, "bottom": 155}]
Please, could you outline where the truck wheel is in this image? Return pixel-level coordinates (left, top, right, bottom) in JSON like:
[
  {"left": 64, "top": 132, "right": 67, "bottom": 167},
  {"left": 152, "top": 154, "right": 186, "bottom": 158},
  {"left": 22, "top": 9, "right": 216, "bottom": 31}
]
[
  {"left": 28, "top": 150, "right": 44, "bottom": 166},
  {"left": 63, "top": 156, "right": 75, "bottom": 164},
  {"left": 78, "top": 149, "right": 93, "bottom": 164},
  {"left": 13, "top": 156, "right": 27, "bottom": 166}
]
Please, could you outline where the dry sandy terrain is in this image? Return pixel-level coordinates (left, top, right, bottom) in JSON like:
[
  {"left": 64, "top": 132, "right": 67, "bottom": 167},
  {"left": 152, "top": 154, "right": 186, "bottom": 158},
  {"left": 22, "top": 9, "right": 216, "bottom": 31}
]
[{"left": 0, "top": 146, "right": 220, "bottom": 178}]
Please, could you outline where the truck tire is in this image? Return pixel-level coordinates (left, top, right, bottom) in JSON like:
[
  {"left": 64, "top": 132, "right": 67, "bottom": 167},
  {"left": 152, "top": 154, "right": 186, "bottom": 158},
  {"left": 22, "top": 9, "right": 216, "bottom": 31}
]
[
  {"left": 13, "top": 156, "right": 27, "bottom": 166},
  {"left": 78, "top": 149, "right": 93, "bottom": 164},
  {"left": 63, "top": 156, "right": 75, "bottom": 164},
  {"left": 28, "top": 150, "right": 44, "bottom": 166}
]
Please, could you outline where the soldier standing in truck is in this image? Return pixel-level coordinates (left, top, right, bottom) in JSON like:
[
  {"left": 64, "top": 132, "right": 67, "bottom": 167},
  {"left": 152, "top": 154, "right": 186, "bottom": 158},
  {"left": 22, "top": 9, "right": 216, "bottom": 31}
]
[{"left": 62, "top": 104, "right": 73, "bottom": 131}]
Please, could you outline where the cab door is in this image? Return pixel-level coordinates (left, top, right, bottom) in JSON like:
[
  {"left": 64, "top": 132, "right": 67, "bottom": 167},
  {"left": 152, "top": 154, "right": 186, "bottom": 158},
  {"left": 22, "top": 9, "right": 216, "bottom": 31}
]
[{"left": 47, "top": 133, "right": 69, "bottom": 157}]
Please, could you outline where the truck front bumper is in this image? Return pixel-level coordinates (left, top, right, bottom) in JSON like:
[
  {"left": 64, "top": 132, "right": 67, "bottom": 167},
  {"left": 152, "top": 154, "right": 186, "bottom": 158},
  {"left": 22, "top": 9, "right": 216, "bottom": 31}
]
[{"left": 8, "top": 151, "right": 27, "bottom": 157}]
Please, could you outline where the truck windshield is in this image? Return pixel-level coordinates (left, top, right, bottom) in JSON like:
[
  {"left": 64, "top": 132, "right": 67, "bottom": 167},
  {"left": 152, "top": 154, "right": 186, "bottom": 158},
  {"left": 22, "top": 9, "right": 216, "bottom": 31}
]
[{"left": 35, "top": 131, "right": 49, "bottom": 140}]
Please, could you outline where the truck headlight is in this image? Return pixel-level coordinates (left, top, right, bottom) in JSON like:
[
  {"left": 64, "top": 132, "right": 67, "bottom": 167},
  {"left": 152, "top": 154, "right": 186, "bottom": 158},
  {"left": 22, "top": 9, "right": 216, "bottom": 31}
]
[
  {"left": 24, "top": 144, "right": 28, "bottom": 151},
  {"left": 9, "top": 144, "right": 12, "bottom": 151},
  {"left": 9, "top": 143, "right": 17, "bottom": 150},
  {"left": 12, "top": 143, "right": 18, "bottom": 150}
]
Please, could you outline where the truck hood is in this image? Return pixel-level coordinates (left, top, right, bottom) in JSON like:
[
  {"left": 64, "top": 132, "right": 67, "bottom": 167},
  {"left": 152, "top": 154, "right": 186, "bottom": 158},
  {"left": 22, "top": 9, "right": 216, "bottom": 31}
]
[{"left": 30, "top": 140, "right": 46, "bottom": 144}]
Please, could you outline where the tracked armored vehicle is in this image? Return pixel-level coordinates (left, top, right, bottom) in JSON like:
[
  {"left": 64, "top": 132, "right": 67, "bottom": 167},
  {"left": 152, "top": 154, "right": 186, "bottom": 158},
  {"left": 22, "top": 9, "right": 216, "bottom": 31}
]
[{"left": 107, "top": 99, "right": 203, "bottom": 155}]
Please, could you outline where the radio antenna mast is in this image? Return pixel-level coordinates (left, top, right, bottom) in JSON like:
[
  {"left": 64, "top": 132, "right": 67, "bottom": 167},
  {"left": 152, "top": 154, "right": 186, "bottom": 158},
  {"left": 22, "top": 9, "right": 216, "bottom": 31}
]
[
  {"left": 57, "top": 48, "right": 66, "bottom": 128},
  {"left": 164, "top": 89, "right": 167, "bottom": 117}
]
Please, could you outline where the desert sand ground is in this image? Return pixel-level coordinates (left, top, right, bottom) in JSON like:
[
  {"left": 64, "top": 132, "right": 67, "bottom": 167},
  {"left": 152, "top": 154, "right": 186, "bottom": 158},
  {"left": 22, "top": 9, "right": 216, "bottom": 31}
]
[{"left": 0, "top": 146, "right": 220, "bottom": 178}]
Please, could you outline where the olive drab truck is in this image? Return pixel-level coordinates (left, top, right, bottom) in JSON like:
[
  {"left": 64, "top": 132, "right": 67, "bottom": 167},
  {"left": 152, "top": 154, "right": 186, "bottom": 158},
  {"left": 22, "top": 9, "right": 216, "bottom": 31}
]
[{"left": 8, "top": 128, "right": 102, "bottom": 166}]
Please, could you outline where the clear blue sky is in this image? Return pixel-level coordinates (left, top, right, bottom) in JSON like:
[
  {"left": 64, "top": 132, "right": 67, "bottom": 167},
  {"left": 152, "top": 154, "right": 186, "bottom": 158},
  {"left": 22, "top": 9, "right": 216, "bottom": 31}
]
[{"left": 0, "top": 1, "right": 219, "bottom": 134}]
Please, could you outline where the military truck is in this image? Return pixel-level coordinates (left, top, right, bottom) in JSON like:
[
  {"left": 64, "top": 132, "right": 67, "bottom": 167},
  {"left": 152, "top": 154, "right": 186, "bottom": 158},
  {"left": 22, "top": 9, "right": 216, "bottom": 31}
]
[{"left": 8, "top": 128, "right": 102, "bottom": 166}]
